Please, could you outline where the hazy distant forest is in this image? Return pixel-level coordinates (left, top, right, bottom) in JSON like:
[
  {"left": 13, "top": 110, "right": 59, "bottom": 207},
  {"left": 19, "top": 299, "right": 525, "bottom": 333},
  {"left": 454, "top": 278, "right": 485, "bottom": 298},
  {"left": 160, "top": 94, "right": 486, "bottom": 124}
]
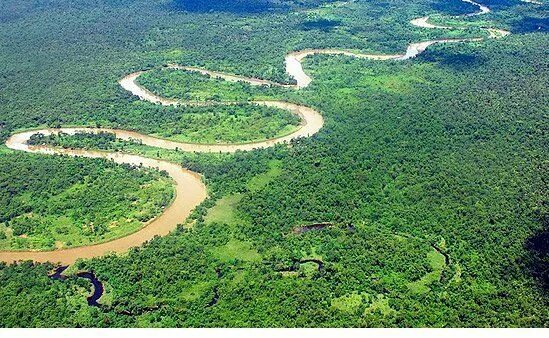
[{"left": 0, "top": 0, "right": 547, "bottom": 327}]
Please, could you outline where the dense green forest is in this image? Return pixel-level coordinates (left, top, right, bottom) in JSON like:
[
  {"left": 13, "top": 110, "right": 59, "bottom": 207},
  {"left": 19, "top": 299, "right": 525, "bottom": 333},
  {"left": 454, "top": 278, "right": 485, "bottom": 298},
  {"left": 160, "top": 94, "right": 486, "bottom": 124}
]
[
  {"left": 0, "top": 153, "right": 174, "bottom": 250},
  {"left": 0, "top": 0, "right": 547, "bottom": 328}
]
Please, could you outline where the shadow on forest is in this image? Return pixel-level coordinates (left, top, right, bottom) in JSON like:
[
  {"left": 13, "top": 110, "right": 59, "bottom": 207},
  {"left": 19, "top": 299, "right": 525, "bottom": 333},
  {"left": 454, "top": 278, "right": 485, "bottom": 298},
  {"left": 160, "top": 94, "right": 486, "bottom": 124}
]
[
  {"left": 170, "top": 0, "right": 283, "bottom": 14},
  {"left": 524, "top": 224, "right": 548, "bottom": 292},
  {"left": 299, "top": 19, "right": 342, "bottom": 32},
  {"left": 511, "top": 17, "right": 548, "bottom": 34},
  {"left": 423, "top": 51, "right": 487, "bottom": 72},
  {"left": 431, "top": 0, "right": 516, "bottom": 16},
  {"left": 430, "top": 0, "right": 476, "bottom": 16}
]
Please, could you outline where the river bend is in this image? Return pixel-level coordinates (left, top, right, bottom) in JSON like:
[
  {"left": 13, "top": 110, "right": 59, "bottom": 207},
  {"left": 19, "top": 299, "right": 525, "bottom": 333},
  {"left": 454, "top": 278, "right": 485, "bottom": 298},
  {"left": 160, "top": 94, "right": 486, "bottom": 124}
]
[{"left": 0, "top": 0, "right": 509, "bottom": 264}]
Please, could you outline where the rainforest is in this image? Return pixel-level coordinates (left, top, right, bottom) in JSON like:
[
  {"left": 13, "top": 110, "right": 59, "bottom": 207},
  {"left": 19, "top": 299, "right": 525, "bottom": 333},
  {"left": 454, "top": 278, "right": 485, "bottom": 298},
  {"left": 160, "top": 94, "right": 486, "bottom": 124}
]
[{"left": 0, "top": 0, "right": 547, "bottom": 328}]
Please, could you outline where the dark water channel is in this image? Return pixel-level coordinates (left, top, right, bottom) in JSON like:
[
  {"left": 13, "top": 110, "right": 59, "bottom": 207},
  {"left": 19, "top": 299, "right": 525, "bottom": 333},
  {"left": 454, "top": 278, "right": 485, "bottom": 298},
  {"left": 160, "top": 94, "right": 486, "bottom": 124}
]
[{"left": 49, "top": 266, "right": 104, "bottom": 307}]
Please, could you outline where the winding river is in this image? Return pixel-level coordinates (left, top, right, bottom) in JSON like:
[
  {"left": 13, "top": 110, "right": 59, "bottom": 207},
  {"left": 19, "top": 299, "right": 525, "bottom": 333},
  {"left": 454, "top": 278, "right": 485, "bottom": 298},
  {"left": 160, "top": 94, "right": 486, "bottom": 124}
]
[{"left": 0, "top": 0, "right": 509, "bottom": 265}]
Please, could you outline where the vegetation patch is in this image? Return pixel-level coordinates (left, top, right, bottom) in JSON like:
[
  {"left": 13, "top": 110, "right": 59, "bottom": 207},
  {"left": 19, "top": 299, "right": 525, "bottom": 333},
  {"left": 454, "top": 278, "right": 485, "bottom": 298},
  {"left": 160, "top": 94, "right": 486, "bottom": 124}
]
[
  {"left": 210, "top": 239, "right": 262, "bottom": 263},
  {"left": 98, "top": 281, "right": 114, "bottom": 306},
  {"left": 300, "top": 18, "right": 342, "bottom": 32},
  {"left": 359, "top": 73, "right": 429, "bottom": 94},
  {"left": 149, "top": 104, "right": 301, "bottom": 144},
  {"left": 363, "top": 294, "right": 395, "bottom": 317},
  {"left": 179, "top": 281, "right": 212, "bottom": 302},
  {"left": 299, "top": 261, "right": 321, "bottom": 277},
  {"left": 331, "top": 292, "right": 363, "bottom": 313},
  {"left": 0, "top": 154, "right": 174, "bottom": 251},
  {"left": 247, "top": 159, "right": 283, "bottom": 192},
  {"left": 510, "top": 16, "right": 548, "bottom": 33},
  {"left": 135, "top": 69, "right": 301, "bottom": 143},
  {"left": 204, "top": 194, "right": 244, "bottom": 227},
  {"left": 407, "top": 247, "right": 447, "bottom": 294},
  {"left": 137, "top": 68, "right": 279, "bottom": 102}
]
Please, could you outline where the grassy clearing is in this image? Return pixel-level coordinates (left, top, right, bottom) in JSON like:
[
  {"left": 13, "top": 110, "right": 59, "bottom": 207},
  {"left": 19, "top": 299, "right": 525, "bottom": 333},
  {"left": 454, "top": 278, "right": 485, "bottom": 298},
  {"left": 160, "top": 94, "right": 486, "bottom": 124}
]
[
  {"left": 204, "top": 194, "right": 243, "bottom": 227},
  {"left": 331, "top": 293, "right": 363, "bottom": 313},
  {"left": 450, "top": 263, "right": 463, "bottom": 285},
  {"left": 357, "top": 69, "right": 431, "bottom": 94},
  {"left": 210, "top": 239, "right": 261, "bottom": 263},
  {"left": 179, "top": 281, "right": 212, "bottom": 302},
  {"left": 247, "top": 159, "right": 283, "bottom": 192},
  {"left": 280, "top": 271, "right": 299, "bottom": 278},
  {"left": 301, "top": 246, "right": 323, "bottom": 261},
  {"left": 62, "top": 264, "right": 79, "bottom": 276},
  {"left": 230, "top": 269, "right": 247, "bottom": 286}
]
